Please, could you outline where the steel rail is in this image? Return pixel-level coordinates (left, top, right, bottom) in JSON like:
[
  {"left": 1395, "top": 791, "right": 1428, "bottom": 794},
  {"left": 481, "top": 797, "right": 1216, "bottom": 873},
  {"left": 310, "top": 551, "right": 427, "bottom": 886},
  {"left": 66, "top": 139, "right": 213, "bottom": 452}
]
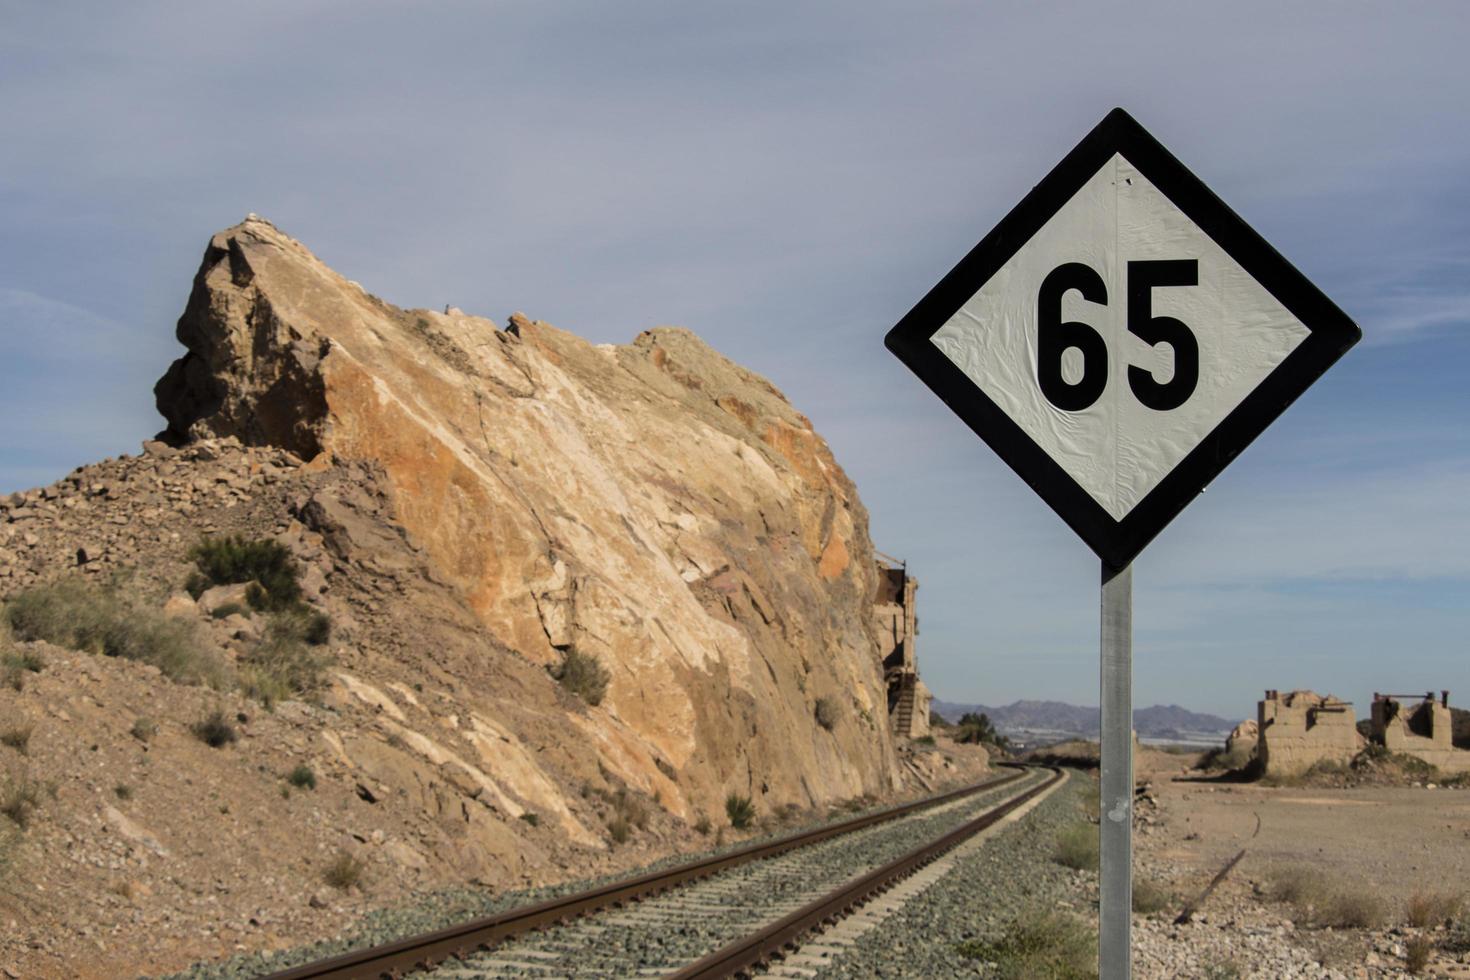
[
  {"left": 264, "top": 769, "right": 1029, "bottom": 980},
  {"left": 665, "top": 765, "right": 1063, "bottom": 980}
]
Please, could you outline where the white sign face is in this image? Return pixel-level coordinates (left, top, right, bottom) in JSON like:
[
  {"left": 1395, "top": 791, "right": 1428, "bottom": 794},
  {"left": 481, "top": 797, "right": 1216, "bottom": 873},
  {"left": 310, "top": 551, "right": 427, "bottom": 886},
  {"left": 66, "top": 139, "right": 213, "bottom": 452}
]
[
  {"left": 929, "top": 153, "right": 1310, "bottom": 521},
  {"left": 885, "top": 109, "right": 1359, "bottom": 569}
]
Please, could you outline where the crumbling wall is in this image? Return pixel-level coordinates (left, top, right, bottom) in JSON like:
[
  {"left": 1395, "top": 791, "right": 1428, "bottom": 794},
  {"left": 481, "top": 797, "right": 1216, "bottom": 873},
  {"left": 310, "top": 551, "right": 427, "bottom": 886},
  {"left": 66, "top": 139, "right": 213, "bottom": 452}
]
[
  {"left": 874, "top": 560, "right": 928, "bottom": 738},
  {"left": 1257, "top": 689, "right": 1361, "bottom": 777},
  {"left": 1372, "top": 693, "right": 1470, "bottom": 774}
]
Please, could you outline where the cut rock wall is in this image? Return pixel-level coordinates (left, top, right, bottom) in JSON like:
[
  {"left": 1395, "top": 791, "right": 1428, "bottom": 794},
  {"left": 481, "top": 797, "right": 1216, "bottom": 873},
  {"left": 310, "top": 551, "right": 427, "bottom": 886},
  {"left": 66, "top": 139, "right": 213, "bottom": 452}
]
[{"left": 153, "top": 217, "right": 902, "bottom": 821}]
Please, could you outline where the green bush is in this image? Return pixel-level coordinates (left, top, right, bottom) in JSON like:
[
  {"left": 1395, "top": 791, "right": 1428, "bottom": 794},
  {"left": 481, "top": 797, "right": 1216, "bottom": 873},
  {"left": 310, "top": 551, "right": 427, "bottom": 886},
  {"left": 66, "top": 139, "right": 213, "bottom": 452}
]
[
  {"left": 519, "top": 812, "right": 539, "bottom": 827},
  {"left": 814, "top": 697, "right": 839, "bottom": 731},
  {"left": 4, "top": 579, "right": 229, "bottom": 688},
  {"left": 191, "top": 709, "right": 237, "bottom": 748},
  {"left": 954, "top": 711, "right": 1013, "bottom": 751},
  {"left": 954, "top": 910, "right": 1097, "bottom": 979},
  {"left": 1, "top": 646, "right": 44, "bottom": 691},
  {"left": 554, "top": 649, "right": 610, "bottom": 706},
  {"left": 188, "top": 535, "right": 301, "bottom": 611},
  {"left": 725, "top": 793, "right": 755, "bottom": 830},
  {"left": 1054, "top": 822, "right": 1099, "bottom": 871},
  {"left": 287, "top": 764, "right": 317, "bottom": 790}
]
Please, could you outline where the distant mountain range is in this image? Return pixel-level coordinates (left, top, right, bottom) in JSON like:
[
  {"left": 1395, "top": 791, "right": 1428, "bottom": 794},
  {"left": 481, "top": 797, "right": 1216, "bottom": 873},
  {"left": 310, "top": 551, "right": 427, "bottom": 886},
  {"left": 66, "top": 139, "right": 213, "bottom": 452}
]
[{"left": 931, "top": 698, "right": 1235, "bottom": 740}]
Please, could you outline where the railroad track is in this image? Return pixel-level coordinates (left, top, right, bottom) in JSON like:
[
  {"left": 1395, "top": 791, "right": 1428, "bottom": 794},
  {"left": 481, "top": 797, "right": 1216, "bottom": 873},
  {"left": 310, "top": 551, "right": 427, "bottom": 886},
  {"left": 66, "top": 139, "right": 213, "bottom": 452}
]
[{"left": 267, "top": 765, "right": 1063, "bottom": 980}]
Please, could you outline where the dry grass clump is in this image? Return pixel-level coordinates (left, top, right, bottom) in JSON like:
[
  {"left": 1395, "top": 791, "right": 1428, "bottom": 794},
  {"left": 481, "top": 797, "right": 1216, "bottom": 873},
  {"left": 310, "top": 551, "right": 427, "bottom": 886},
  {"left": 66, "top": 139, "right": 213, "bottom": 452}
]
[
  {"left": 1405, "top": 935, "right": 1435, "bottom": 975},
  {"left": 0, "top": 724, "right": 32, "bottom": 755},
  {"left": 554, "top": 649, "right": 610, "bottom": 706},
  {"left": 0, "top": 775, "right": 44, "bottom": 829},
  {"left": 130, "top": 717, "right": 157, "bottom": 742},
  {"left": 1265, "top": 864, "right": 1385, "bottom": 928},
  {"left": 954, "top": 910, "right": 1097, "bottom": 979},
  {"left": 1132, "top": 878, "right": 1173, "bottom": 914},
  {"left": 1053, "top": 822, "right": 1099, "bottom": 871},
  {"left": 4, "top": 579, "right": 230, "bottom": 688},
  {"left": 1406, "top": 890, "right": 1462, "bottom": 928},
  {"left": 2, "top": 643, "right": 44, "bottom": 692},
  {"left": 322, "top": 850, "right": 364, "bottom": 890},
  {"left": 239, "top": 613, "right": 330, "bottom": 708}
]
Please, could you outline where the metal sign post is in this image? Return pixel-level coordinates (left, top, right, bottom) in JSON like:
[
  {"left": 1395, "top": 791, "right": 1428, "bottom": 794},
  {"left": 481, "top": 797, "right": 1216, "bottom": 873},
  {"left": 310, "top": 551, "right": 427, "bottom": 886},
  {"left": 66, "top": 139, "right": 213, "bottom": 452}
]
[
  {"left": 1099, "top": 562, "right": 1132, "bottom": 977},
  {"left": 883, "top": 108, "right": 1360, "bottom": 978}
]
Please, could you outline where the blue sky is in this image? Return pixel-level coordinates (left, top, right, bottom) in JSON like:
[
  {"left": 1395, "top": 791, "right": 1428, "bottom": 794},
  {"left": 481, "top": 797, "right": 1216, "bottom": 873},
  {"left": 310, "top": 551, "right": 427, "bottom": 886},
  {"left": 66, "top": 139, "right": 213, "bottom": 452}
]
[{"left": 3, "top": 3, "right": 1467, "bottom": 720}]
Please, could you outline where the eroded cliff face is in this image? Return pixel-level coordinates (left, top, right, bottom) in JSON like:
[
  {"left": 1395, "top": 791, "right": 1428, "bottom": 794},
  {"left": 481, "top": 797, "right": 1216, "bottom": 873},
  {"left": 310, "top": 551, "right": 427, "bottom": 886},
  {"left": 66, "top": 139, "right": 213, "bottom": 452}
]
[{"left": 155, "top": 217, "right": 900, "bottom": 819}]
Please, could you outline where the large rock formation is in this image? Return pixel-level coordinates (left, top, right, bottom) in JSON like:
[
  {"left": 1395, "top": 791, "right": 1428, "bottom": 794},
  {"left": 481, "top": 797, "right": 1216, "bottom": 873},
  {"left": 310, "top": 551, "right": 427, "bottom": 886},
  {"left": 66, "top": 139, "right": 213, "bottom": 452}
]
[{"left": 154, "top": 217, "right": 901, "bottom": 820}]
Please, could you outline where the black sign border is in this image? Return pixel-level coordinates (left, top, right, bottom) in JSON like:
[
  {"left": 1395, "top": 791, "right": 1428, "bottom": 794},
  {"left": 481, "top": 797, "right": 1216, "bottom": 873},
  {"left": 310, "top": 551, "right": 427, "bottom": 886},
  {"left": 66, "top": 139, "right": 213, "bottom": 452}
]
[{"left": 885, "top": 108, "right": 1361, "bottom": 571}]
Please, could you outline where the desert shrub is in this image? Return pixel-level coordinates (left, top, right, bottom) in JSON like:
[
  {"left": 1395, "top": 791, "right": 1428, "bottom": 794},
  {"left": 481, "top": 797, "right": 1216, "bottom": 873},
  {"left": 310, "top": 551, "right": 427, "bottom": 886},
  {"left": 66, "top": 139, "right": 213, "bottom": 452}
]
[
  {"left": 554, "top": 649, "right": 609, "bottom": 706},
  {"left": 519, "top": 812, "right": 539, "bottom": 827},
  {"left": 1406, "top": 935, "right": 1435, "bottom": 975},
  {"left": 322, "top": 851, "right": 364, "bottom": 890},
  {"left": 954, "top": 910, "right": 1097, "bottom": 979},
  {"left": 1054, "top": 822, "right": 1099, "bottom": 871},
  {"left": 607, "top": 815, "right": 631, "bottom": 844},
  {"left": 1266, "top": 865, "right": 1383, "bottom": 928},
  {"left": 693, "top": 815, "right": 711, "bottom": 836},
  {"left": 1, "top": 724, "right": 32, "bottom": 755},
  {"left": 130, "top": 717, "right": 157, "bottom": 742},
  {"left": 191, "top": 709, "right": 237, "bottom": 748},
  {"left": 813, "top": 697, "right": 839, "bottom": 731},
  {"left": 930, "top": 712, "right": 950, "bottom": 727},
  {"left": 4, "top": 579, "right": 229, "bottom": 688},
  {"left": 914, "top": 735, "right": 936, "bottom": 746},
  {"left": 238, "top": 615, "right": 330, "bottom": 707},
  {"left": 1267, "top": 864, "right": 1331, "bottom": 907},
  {"left": 188, "top": 535, "right": 301, "bottom": 611},
  {"left": 609, "top": 788, "right": 648, "bottom": 831},
  {"left": 114, "top": 784, "right": 132, "bottom": 801},
  {"left": 1132, "top": 878, "right": 1173, "bottom": 914},
  {"left": 725, "top": 793, "right": 755, "bottom": 830},
  {"left": 287, "top": 764, "right": 316, "bottom": 790},
  {"left": 2, "top": 647, "right": 44, "bottom": 676},
  {"left": 1199, "top": 742, "right": 1253, "bottom": 772},
  {"left": 0, "top": 775, "right": 43, "bottom": 829},
  {"left": 1407, "top": 890, "right": 1462, "bottom": 928}
]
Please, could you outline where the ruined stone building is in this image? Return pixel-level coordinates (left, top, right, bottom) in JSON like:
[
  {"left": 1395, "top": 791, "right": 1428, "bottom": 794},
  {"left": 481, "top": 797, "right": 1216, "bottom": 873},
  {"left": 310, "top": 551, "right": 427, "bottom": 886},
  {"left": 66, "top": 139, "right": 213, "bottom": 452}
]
[
  {"left": 873, "top": 554, "right": 931, "bottom": 738},
  {"left": 1371, "top": 692, "right": 1470, "bottom": 774},
  {"left": 1257, "top": 689, "right": 1360, "bottom": 777}
]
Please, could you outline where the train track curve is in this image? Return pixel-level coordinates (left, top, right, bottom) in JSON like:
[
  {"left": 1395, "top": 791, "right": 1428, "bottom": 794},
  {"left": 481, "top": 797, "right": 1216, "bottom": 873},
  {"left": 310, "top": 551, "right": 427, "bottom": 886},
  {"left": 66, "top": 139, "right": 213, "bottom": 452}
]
[{"left": 267, "top": 765, "right": 1063, "bottom": 980}]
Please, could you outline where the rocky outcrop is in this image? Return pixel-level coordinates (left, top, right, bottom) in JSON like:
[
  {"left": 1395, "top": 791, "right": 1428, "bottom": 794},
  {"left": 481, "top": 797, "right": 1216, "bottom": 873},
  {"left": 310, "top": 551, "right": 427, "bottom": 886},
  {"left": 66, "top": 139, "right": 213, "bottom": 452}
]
[{"left": 154, "top": 217, "right": 901, "bottom": 820}]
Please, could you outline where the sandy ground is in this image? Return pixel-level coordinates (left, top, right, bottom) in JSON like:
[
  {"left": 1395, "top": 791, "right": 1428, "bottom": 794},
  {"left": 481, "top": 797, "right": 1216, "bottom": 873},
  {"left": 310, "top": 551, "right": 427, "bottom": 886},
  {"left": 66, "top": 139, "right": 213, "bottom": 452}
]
[{"left": 1132, "top": 750, "right": 1470, "bottom": 977}]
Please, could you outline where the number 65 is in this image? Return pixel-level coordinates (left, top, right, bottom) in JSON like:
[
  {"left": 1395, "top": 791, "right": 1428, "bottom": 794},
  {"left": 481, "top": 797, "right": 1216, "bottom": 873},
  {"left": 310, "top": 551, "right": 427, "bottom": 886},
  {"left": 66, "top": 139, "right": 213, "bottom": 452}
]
[{"left": 1037, "top": 259, "right": 1199, "bottom": 412}]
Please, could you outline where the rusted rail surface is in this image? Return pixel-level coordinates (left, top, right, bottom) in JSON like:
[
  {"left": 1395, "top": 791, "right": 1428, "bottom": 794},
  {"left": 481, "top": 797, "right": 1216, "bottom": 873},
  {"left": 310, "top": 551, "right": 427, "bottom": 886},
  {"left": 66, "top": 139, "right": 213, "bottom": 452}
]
[
  {"left": 265, "top": 769, "right": 1030, "bottom": 980},
  {"left": 667, "top": 766, "right": 1063, "bottom": 980}
]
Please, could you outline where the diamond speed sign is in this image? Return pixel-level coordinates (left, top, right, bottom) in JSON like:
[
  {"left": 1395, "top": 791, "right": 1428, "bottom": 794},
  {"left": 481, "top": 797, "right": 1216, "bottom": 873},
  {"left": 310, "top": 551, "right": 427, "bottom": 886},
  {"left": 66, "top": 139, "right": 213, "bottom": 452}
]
[{"left": 885, "top": 108, "right": 1360, "bottom": 570}]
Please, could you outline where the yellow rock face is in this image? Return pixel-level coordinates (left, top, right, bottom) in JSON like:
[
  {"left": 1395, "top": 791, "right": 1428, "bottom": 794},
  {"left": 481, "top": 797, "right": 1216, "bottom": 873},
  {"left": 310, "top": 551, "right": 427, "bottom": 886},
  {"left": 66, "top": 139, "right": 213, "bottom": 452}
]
[{"left": 156, "top": 218, "right": 901, "bottom": 819}]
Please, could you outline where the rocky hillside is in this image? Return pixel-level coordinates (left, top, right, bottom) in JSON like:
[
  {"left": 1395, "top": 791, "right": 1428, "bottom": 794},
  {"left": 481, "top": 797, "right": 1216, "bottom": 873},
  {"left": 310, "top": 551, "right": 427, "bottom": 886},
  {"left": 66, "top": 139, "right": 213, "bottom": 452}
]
[{"left": 0, "top": 218, "right": 912, "bottom": 976}]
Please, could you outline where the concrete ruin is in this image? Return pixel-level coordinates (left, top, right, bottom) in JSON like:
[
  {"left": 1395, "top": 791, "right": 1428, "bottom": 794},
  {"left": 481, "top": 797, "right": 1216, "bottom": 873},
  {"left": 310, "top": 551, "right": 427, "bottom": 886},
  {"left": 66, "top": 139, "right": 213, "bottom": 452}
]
[
  {"left": 1257, "top": 689, "right": 1361, "bottom": 777},
  {"left": 1371, "top": 691, "right": 1470, "bottom": 774},
  {"left": 873, "top": 554, "right": 931, "bottom": 738}
]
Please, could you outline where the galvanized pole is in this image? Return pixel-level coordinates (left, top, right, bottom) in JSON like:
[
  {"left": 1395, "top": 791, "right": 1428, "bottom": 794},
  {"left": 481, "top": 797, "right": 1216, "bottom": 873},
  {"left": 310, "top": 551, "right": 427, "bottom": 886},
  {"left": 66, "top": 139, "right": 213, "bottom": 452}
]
[{"left": 1099, "top": 561, "right": 1133, "bottom": 978}]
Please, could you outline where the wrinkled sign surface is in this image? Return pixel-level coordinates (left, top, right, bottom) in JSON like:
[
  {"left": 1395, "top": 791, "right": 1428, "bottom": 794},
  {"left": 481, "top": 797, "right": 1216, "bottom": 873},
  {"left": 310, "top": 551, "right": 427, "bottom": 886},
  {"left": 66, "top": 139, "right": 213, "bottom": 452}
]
[{"left": 886, "top": 108, "right": 1360, "bottom": 569}]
